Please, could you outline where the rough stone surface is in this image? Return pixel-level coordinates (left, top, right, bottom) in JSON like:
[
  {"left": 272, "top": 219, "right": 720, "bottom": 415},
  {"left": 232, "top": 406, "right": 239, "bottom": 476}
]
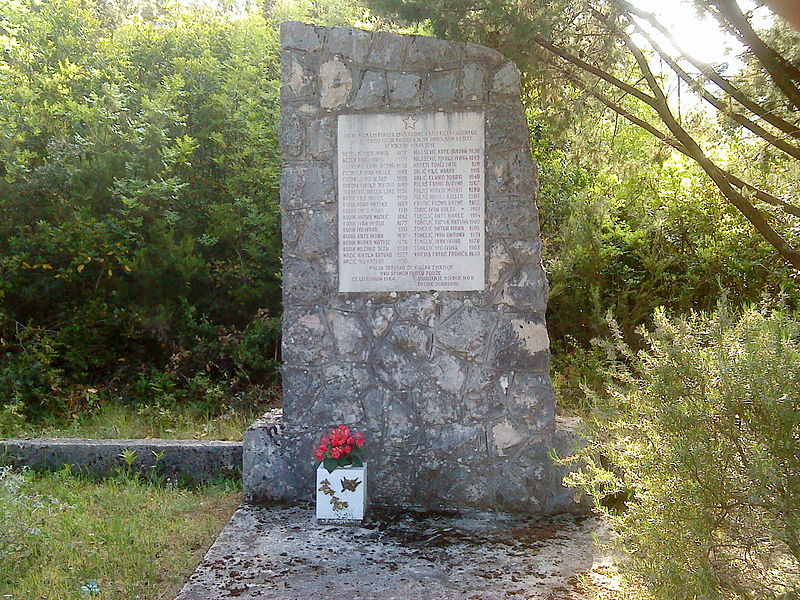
[
  {"left": 250, "top": 22, "right": 582, "bottom": 514},
  {"left": 175, "top": 503, "right": 608, "bottom": 600},
  {"left": 1, "top": 438, "right": 241, "bottom": 484}
]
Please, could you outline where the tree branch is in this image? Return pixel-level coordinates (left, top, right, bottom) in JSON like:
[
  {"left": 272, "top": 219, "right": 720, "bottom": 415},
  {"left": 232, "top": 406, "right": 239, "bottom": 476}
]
[
  {"left": 610, "top": 0, "right": 800, "bottom": 142},
  {"left": 529, "top": 34, "right": 658, "bottom": 108},
  {"left": 705, "top": 0, "right": 800, "bottom": 111},
  {"left": 618, "top": 10, "right": 800, "bottom": 161},
  {"left": 552, "top": 63, "right": 800, "bottom": 219},
  {"left": 606, "top": 12, "right": 800, "bottom": 268}
]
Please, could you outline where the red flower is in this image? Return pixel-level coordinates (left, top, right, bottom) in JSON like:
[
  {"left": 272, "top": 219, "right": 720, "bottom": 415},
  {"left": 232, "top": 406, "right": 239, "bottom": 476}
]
[{"left": 315, "top": 425, "right": 366, "bottom": 467}]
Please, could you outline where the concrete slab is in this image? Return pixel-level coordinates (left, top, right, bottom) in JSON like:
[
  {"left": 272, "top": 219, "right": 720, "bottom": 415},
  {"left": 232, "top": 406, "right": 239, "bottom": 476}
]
[
  {"left": 1, "top": 438, "right": 241, "bottom": 484},
  {"left": 175, "top": 503, "right": 607, "bottom": 600}
]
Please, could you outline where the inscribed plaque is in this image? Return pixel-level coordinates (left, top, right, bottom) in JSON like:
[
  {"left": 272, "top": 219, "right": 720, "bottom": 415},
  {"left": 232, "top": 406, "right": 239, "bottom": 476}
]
[{"left": 337, "top": 111, "right": 485, "bottom": 292}]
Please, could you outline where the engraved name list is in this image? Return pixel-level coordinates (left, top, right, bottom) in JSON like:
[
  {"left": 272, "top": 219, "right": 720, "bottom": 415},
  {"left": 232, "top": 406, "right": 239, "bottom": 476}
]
[{"left": 337, "top": 112, "right": 485, "bottom": 292}]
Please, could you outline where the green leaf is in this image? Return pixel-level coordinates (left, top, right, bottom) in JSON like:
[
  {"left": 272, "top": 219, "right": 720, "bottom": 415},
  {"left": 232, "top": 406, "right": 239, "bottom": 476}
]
[
  {"left": 323, "top": 457, "right": 338, "bottom": 473},
  {"left": 350, "top": 455, "right": 362, "bottom": 468}
]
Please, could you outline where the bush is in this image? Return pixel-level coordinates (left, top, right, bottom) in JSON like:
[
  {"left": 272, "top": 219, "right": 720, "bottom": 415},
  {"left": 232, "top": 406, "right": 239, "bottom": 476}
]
[
  {"left": 565, "top": 305, "right": 800, "bottom": 599},
  {"left": 0, "top": 1, "right": 283, "bottom": 420}
]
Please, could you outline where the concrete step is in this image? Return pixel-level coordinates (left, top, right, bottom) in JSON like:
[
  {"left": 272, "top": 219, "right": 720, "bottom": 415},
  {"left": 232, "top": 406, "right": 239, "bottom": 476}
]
[
  {"left": 175, "top": 503, "right": 607, "bottom": 600},
  {"left": 1, "top": 437, "right": 241, "bottom": 484}
]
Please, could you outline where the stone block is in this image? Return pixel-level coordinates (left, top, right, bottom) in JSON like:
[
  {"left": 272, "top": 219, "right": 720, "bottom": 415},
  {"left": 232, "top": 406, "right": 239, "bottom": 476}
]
[
  {"left": 283, "top": 252, "right": 337, "bottom": 303},
  {"left": 364, "top": 303, "right": 396, "bottom": 338},
  {"left": 485, "top": 101, "right": 530, "bottom": 151},
  {"left": 243, "top": 418, "right": 313, "bottom": 502},
  {"left": 488, "top": 312, "right": 550, "bottom": 372},
  {"left": 280, "top": 367, "right": 324, "bottom": 422},
  {"left": 387, "top": 72, "right": 422, "bottom": 107},
  {"left": 425, "top": 70, "right": 459, "bottom": 105},
  {"left": 319, "top": 57, "right": 353, "bottom": 109},
  {"left": 281, "top": 208, "right": 302, "bottom": 252},
  {"left": 465, "top": 41, "right": 506, "bottom": 64},
  {"left": 414, "top": 379, "right": 461, "bottom": 424},
  {"left": 490, "top": 418, "right": 527, "bottom": 457},
  {"left": 282, "top": 254, "right": 327, "bottom": 303},
  {"left": 487, "top": 148, "right": 537, "bottom": 196},
  {"left": 404, "top": 35, "right": 463, "bottom": 70},
  {"left": 486, "top": 196, "right": 538, "bottom": 239},
  {"left": 435, "top": 304, "right": 495, "bottom": 358},
  {"left": 507, "top": 238, "right": 543, "bottom": 266},
  {"left": 308, "top": 378, "right": 367, "bottom": 425},
  {"left": 282, "top": 307, "right": 335, "bottom": 366},
  {"left": 279, "top": 111, "right": 305, "bottom": 157},
  {"left": 326, "top": 309, "right": 371, "bottom": 361},
  {"left": 280, "top": 163, "right": 334, "bottom": 209},
  {"left": 366, "top": 31, "right": 410, "bottom": 69},
  {"left": 281, "top": 21, "right": 323, "bottom": 53},
  {"left": 506, "top": 372, "right": 556, "bottom": 432},
  {"left": 325, "top": 26, "right": 370, "bottom": 62},
  {"left": 462, "top": 62, "right": 487, "bottom": 103},
  {"left": 295, "top": 207, "right": 336, "bottom": 256},
  {"left": 307, "top": 116, "right": 335, "bottom": 159},
  {"left": 491, "top": 62, "right": 521, "bottom": 97},
  {"left": 500, "top": 262, "right": 549, "bottom": 310},
  {"left": 372, "top": 340, "right": 426, "bottom": 389},
  {"left": 394, "top": 293, "right": 437, "bottom": 326},
  {"left": 281, "top": 53, "right": 315, "bottom": 100},
  {"left": 350, "top": 70, "right": 388, "bottom": 109},
  {"left": 386, "top": 320, "right": 431, "bottom": 357},
  {"left": 487, "top": 242, "right": 514, "bottom": 287},
  {"left": 430, "top": 350, "right": 467, "bottom": 394},
  {"left": 0, "top": 438, "right": 242, "bottom": 484}
]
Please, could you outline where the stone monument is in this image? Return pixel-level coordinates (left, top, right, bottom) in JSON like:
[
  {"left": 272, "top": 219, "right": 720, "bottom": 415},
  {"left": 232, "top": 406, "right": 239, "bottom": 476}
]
[{"left": 243, "top": 22, "right": 583, "bottom": 514}]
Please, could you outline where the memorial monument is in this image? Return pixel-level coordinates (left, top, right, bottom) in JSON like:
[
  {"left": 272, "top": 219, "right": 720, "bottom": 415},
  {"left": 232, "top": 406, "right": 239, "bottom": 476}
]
[{"left": 243, "top": 22, "right": 583, "bottom": 514}]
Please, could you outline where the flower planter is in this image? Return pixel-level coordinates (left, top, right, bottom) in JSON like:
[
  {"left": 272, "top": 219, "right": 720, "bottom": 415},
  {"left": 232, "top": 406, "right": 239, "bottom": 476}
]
[{"left": 316, "top": 463, "right": 367, "bottom": 525}]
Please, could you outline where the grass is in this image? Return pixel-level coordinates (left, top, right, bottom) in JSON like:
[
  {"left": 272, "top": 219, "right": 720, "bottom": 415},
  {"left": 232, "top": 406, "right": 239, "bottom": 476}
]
[
  {"left": 0, "top": 400, "right": 278, "bottom": 441},
  {"left": 0, "top": 466, "right": 240, "bottom": 599}
]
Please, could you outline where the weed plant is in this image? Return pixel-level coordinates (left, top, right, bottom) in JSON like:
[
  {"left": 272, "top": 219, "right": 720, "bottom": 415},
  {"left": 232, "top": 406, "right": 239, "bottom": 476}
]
[{"left": 564, "top": 304, "right": 800, "bottom": 599}]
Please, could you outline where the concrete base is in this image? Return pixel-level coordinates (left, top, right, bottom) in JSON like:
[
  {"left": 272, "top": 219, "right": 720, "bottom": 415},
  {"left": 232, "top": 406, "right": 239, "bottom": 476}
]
[
  {"left": 175, "top": 503, "right": 607, "bottom": 600},
  {"left": 243, "top": 410, "right": 589, "bottom": 515},
  {"left": 1, "top": 438, "right": 241, "bottom": 484}
]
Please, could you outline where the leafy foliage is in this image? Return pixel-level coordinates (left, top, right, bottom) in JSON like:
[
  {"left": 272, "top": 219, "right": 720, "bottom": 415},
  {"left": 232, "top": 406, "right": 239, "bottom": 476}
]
[
  {"left": 0, "top": 0, "right": 283, "bottom": 419},
  {"left": 565, "top": 305, "right": 800, "bottom": 599}
]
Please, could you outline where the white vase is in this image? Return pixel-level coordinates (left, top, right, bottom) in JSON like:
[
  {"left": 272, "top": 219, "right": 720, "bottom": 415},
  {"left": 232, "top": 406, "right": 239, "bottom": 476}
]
[{"left": 315, "top": 462, "right": 367, "bottom": 525}]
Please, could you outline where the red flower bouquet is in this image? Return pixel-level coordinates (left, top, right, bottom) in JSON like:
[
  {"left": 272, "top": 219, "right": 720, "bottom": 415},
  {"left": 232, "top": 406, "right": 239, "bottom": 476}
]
[{"left": 315, "top": 424, "right": 365, "bottom": 473}]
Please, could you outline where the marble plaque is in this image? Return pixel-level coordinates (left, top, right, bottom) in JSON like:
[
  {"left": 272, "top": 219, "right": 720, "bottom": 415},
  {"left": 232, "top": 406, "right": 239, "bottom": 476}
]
[{"left": 337, "top": 112, "right": 485, "bottom": 292}]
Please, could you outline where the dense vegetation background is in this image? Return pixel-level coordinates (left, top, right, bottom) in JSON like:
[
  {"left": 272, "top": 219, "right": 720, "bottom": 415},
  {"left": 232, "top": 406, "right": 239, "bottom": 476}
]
[
  {"left": 1, "top": 1, "right": 798, "bottom": 596},
  {"left": 2, "top": 0, "right": 797, "bottom": 422},
  {"left": 0, "top": 0, "right": 287, "bottom": 426}
]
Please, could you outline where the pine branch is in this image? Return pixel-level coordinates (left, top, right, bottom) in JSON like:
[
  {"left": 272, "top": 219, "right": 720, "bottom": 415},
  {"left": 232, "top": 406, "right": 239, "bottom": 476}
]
[
  {"left": 617, "top": 11, "right": 800, "bottom": 161},
  {"left": 705, "top": 0, "right": 800, "bottom": 111},
  {"left": 553, "top": 64, "right": 800, "bottom": 219},
  {"left": 610, "top": 0, "right": 800, "bottom": 142},
  {"left": 605, "top": 12, "right": 800, "bottom": 268}
]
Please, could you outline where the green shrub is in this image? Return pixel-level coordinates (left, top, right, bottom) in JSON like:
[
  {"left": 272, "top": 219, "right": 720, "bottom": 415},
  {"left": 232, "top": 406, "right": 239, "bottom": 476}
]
[
  {"left": 0, "top": 1, "right": 283, "bottom": 421},
  {"left": 565, "top": 305, "right": 800, "bottom": 599}
]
